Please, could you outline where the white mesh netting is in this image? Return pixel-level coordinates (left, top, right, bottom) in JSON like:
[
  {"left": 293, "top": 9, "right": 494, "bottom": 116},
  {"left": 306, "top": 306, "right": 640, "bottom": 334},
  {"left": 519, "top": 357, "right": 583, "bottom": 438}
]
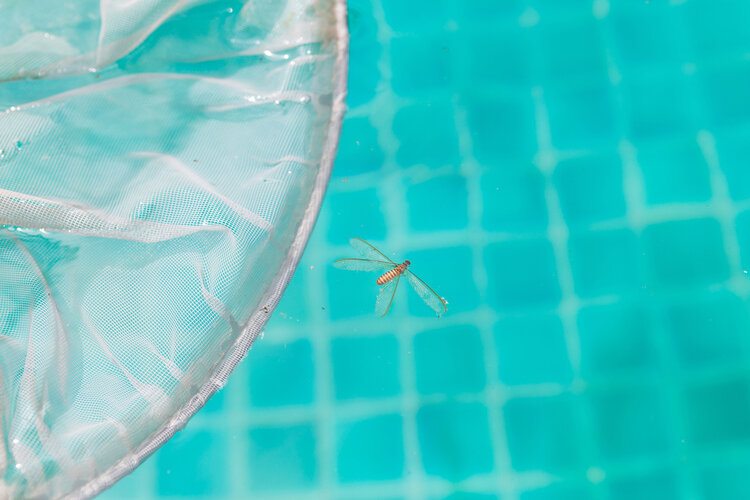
[{"left": 0, "top": 1, "right": 348, "bottom": 498}]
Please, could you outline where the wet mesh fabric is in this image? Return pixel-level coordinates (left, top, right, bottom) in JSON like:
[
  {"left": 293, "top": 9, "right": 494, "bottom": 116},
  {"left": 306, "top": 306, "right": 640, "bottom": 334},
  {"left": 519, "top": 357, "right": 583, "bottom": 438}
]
[{"left": 0, "top": 1, "right": 347, "bottom": 498}]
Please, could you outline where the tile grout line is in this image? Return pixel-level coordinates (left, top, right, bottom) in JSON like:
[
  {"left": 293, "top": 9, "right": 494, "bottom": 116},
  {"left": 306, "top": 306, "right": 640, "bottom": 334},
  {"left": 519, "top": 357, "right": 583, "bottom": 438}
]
[
  {"left": 680, "top": 19, "right": 750, "bottom": 494},
  {"left": 531, "top": 2, "right": 606, "bottom": 492},
  {"left": 452, "top": 92, "right": 521, "bottom": 499},
  {"left": 530, "top": 81, "right": 608, "bottom": 494},
  {"left": 599, "top": 3, "right": 695, "bottom": 497},
  {"left": 675, "top": 0, "right": 747, "bottom": 299},
  {"left": 696, "top": 133, "right": 748, "bottom": 297}
]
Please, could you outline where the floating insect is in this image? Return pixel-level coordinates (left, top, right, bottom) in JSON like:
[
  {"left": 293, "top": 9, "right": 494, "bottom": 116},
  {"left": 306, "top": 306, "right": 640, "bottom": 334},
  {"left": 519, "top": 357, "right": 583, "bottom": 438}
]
[{"left": 334, "top": 238, "right": 448, "bottom": 317}]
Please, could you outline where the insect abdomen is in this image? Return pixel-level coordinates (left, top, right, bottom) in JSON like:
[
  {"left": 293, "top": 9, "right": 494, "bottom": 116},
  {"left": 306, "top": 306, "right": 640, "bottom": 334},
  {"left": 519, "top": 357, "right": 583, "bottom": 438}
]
[{"left": 376, "top": 263, "right": 407, "bottom": 285}]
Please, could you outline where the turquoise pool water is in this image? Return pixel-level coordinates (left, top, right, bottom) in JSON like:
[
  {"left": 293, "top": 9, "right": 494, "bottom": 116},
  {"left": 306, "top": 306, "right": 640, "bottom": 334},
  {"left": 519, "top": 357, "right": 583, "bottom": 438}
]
[{"left": 105, "top": 0, "right": 750, "bottom": 498}]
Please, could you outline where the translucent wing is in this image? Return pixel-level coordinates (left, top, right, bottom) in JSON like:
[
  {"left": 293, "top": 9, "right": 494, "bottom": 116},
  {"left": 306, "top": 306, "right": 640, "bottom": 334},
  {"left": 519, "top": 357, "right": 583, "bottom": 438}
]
[
  {"left": 350, "top": 238, "right": 397, "bottom": 264},
  {"left": 406, "top": 271, "right": 448, "bottom": 317},
  {"left": 375, "top": 276, "right": 401, "bottom": 317},
  {"left": 333, "top": 258, "right": 394, "bottom": 272}
]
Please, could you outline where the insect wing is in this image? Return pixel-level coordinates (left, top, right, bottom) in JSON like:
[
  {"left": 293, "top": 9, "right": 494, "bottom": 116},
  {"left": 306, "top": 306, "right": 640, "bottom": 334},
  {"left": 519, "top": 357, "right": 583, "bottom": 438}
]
[
  {"left": 350, "top": 238, "right": 397, "bottom": 264},
  {"left": 375, "top": 275, "right": 401, "bottom": 317},
  {"left": 333, "top": 258, "right": 394, "bottom": 272},
  {"left": 405, "top": 271, "right": 447, "bottom": 316}
]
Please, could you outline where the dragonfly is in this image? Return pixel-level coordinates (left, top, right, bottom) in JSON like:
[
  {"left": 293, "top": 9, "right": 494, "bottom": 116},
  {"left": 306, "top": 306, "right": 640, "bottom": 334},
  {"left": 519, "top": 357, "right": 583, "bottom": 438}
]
[{"left": 334, "top": 238, "right": 448, "bottom": 317}]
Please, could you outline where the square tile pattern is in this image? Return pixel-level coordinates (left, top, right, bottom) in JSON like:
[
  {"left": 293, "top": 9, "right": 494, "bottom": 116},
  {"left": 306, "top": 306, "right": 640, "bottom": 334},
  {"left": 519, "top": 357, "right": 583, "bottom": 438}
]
[{"left": 104, "top": 0, "right": 750, "bottom": 499}]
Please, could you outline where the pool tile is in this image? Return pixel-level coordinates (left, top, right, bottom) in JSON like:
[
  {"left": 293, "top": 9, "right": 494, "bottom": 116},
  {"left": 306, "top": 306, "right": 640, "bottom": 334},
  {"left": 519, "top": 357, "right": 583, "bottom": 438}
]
[
  {"left": 494, "top": 314, "right": 573, "bottom": 386},
  {"left": 334, "top": 117, "right": 385, "bottom": 178},
  {"left": 406, "top": 174, "right": 468, "bottom": 231},
  {"left": 247, "top": 423, "right": 317, "bottom": 490},
  {"left": 528, "top": 0, "right": 596, "bottom": 19},
  {"left": 608, "top": 470, "right": 680, "bottom": 500},
  {"left": 482, "top": 164, "right": 548, "bottom": 233},
  {"left": 331, "top": 335, "right": 400, "bottom": 400},
  {"left": 536, "top": 17, "right": 608, "bottom": 82},
  {"left": 546, "top": 81, "right": 618, "bottom": 150},
  {"left": 642, "top": 218, "right": 729, "bottom": 289},
  {"left": 569, "top": 228, "right": 641, "bottom": 297},
  {"left": 414, "top": 324, "right": 486, "bottom": 395},
  {"left": 714, "top": 131, "right": 750, "bottom": 201},
  {"left": 382, "top": 0, "right": 447, "bottom": 32},
  {"left": 699, "top": 65, "right": 750, "bottom": 128},
  {"left": 684, "top": 377, "right": 750, "bottom": 446},
  {"left": 391, "top": 34, "right": 453, "bottom": 96},
  {"left": 347, "top": 0, "right": 381, "bottom": 107},
  {"left": 554, "top": 153, "right": 627, "bottom": 226},
  {"left": 326, "top": 189, "right": 386, "bottom": 245},
  {"left": 663, "top": 292, "right": 750, "bottom": 369},
  {"left": 521, "top": 482, "right": 595, "bottom": 500},
  {"left": 589, "top": 385, "right": 674, "bottom": 463},
  {"left": 504, "top": 394, "right": 587, "bottom": 473},
  {"left": 336, "top": 413, "right": 404, "bottom": 482},
  {"left": 248, "top": 339, "right": 314, "bottom": 407},
  {"left": 464, "top": 94, "right": 537, "bottom": 163},
  {"left": 156, "top": 429, "right": 227, "bottom": 496},
  {"left": 394, "top": 102, "right": 459, "bottom": 168},
  {"left": 682, "top": 0, "right": 750, "bottom": 59},
  {"left": 486, "top": 239, "right": 561, "bottom": 311},
  {"left": 700, "top": 463, "right": 750, "bottom": 499},
  {"left": 611, "top": 4, "right": 683, "bottom": 69},
  {"left": 451, "top": 0, "right": 525, "bottom": 25},
  {"left": 578, "top": 303, "right": 659, "bottom": 377},
  {"left": 636, "top": 139, "right": 711, "bottom": 205},
  {"left": 464, "top": 30, "right": 533, "bottom": 86},
  {"left": 623, "top": 76, "right": 694, "bottom": 141},
  {"left": 417, "top": 401, "right": 494, "bottom": 481},
  {"left": 404, "top": 245, "right": 478, "bottom": 316}
]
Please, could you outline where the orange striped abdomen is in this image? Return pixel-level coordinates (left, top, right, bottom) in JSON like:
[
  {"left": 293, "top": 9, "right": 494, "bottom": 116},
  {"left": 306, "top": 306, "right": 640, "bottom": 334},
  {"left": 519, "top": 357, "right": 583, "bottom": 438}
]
[{"left": 376, "top": 261, "right": 410, "bottom": 285}]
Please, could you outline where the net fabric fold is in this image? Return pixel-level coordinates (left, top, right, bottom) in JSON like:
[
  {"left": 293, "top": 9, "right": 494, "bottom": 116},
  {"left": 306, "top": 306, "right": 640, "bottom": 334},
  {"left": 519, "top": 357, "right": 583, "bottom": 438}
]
[{"left": 0, "top": 1, "right": 347, "bottom": 498}]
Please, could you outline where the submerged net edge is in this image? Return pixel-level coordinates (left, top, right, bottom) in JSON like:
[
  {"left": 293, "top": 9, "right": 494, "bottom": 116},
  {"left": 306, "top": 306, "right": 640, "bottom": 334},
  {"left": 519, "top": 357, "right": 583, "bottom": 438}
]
[{"left": 61, "top": 2, "right": 349, "bottom": 498}]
